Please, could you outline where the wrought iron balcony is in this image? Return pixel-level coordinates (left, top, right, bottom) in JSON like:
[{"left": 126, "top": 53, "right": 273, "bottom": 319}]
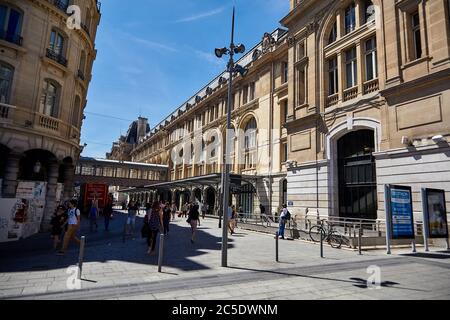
[
  {"left": 46, "top": 48, "right": 68, "bottom": 67},
  {"left": 0, "top": 30, "right": 23, "bottom": 46}
]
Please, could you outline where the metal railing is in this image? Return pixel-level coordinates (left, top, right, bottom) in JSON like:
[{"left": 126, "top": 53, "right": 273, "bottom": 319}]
[{"left": 46, "top": 48, "right": 68, "bottom": 67}]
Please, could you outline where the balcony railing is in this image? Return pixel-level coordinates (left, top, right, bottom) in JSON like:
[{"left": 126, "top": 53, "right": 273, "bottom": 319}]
[
  {"left": 0, "top": 30, "right": 23, "bottom": 46},
  {"left": 0, "top": 103, "right": 14, "bottom": 121},
  {"left": 46, "top": 48, "right": 68, "bottom": 67},
  {"left": 343, "top": 86, "right": 358, "bottom": 102},
  {"left": 363, "top": 78, "right": 379, "bottom": 94},
  {"left": 326, "top": 93, "right": 339, "bottom": 107},
  {"left": 37, "top": 113, "right": 60, "bottom": 131},
  {"left": 77, "top": 70, "right": 85, "bottom": 81}
]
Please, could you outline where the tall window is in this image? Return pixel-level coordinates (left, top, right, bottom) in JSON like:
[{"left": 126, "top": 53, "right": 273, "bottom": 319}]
[
  {"left": 328, "top": 21, "right": 337, "bottom": 44},
  {"left": 79, "top": 51, "right": 86, "bottom": 74},
  {"left": 0, "top": 4, "right": 23, "bottom": 45},
  {"left": 328, "top": 57, "right": 338, "bottom": 95},
  {"left": 412, "top": 12, "right": 422, "bottom": 60},
  {"left": 364, "top": 0, "right": 375, "bottom": 23},
  {"left": 49, "top": 30, "right": 65, "bottom": 56},
  {"left": 345, "top": 47, "right": 357, "bottom": 88},
  {"left": 244, "top": 118, "right": 257, "bottom": 168},
  {"left": 40, "top": 80, "right": 60, "bottom": 118},
  {"left": 281, "top": 100, "right": 288, "bottom": 124},
  {"left": 72, "top": 96, "right": 81, "bottom": 127},
  {"left": 0, "top": 62, "right": 13, "bottom": 104},
  {"left": 365, "top": 37, "right": 377, "bottom": 81},
  {"left": 249, "top": 82, "right": 255, "bottom": 101},
  {"left": 281, "top": 141, "right": 288, "bottom": 163},
  {"left": 243, "top": 85, "right": 248, "bottom": 105},
  {"left": 345, "top": 3, "right": 356, "bottom": 34},
  {"left": 282, "top": 61, "right": 288, "bottom": 84},
  {"left": 297, "top": 66, "right": 306, "bottom": 105}
]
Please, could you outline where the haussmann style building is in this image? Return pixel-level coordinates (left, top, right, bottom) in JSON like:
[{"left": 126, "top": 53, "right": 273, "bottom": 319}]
[{"left": 0, "top": 0, "right": 101, "bottom": 232}]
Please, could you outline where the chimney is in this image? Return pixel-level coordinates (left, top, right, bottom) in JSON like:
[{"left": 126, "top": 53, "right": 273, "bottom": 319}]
[{"left": 137, "top": 117, "right": 148, "bottom": 140}]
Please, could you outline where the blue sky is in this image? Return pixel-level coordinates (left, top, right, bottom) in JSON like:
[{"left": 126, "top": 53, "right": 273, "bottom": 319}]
[{"left": 81, "top": 0, "right": 290, "bottom": 158}]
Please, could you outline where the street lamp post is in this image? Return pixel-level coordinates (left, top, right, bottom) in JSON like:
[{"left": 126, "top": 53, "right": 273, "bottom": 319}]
[{"left": 215, "top": 7, "right": 247, "bottom": 268}]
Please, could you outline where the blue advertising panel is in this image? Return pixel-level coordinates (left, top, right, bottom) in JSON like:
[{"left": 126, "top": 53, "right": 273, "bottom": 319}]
[{"left": 390, "top": 186, "right": 415, "bottom": 239}]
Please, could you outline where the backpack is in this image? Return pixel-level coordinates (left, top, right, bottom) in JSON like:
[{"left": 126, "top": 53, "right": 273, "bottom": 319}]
[{"left": 284, "top": 210, "right": 291, "bottom": 221}]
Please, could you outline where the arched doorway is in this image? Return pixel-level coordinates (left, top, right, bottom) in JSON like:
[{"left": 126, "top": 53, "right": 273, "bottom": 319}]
[
  {"left": 337, "top": 129, "right": 377, "bottom": 219},
  {"left": 19, "top": 149, "right": 57, "bottom": 182},
  {"left": 205, "top": 187, "right": 216, "bottom": 215}
]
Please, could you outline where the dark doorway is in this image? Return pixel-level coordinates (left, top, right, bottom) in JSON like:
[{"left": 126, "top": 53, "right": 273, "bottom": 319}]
[
  {"left": 206, "top": 188, "right": 216, "bottom": 215},
  {"left": 194, "top": 188, "right": 202, "bottom": 203},
  {"left": 239, "top": 184, "right": 255, "bottom": 214},
  {"left": 337, "top": 129, "right": 377, "bottom": 220},
  {"left": 0, "top": 144, "right": 10, "bottom": 179}
]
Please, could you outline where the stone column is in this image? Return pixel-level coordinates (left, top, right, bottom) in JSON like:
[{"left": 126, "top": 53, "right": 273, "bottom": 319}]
[
  {"left": 42, "top": 161, "right": 59, "bottom": 231},
  {"left": 2, "top": 152, "right": 22, "bottom": 198},
  {"left": 63, "top": 164, "right": 75, "bottom": 200}
]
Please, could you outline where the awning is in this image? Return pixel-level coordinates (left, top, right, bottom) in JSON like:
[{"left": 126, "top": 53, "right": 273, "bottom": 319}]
[{"left": 119, "top": 173, "right": 261, "bottom": 193}]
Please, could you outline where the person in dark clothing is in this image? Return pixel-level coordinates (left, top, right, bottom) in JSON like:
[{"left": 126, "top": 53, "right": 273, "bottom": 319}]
[
  {"left": 162, "top": 202, "right": 171, "bottom": 235},
  {"left": 146, "top": 201, "right": 163, "bottom": 255},
  {"left": 187, "top": 204, "right": 200, "bottom": 244},
  {"left": 103, "top": 195, "right": 113, "bottom": 231},
  {"left": 50, "top": 206, "right": 67, "bottom": 250}
]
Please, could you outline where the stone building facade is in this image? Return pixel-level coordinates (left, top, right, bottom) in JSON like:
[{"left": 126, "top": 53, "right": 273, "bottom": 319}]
[
  {"left": 127, "top": 0, "right": 450, "bottom": 222},
  {"left": 284, "top": 0, "right": 450, "bottom": 221},
  {"left": 0, "top": 0, "right": 101, "bottom": 227}
]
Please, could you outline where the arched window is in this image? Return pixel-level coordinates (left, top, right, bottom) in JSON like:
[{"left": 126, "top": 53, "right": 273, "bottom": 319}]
[
  {"left": 72, "top": 96, "right": 81, "bottom": 127},
  {"left": 0, "top": 4, "right": 23, "bottom": 45},
  {"left": 0, "top": 61, "right": 14, "bottom": 103},
  {"left": 40, "top": 79, "right": 60, "bottom": 118},
  {"left": 244, "top": 117, "right": 257, "bottom": 169},
  {"left": 328, "top": 21, "right": 337, "bottom": 44}
]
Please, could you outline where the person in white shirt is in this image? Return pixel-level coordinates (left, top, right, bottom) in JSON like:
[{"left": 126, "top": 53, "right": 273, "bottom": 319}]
[
  {"left": 58, "top": 199, "right": 81, "bottom": 255},
  {"left": 228, "top": 205, "right": 236, "bottom": 235}
]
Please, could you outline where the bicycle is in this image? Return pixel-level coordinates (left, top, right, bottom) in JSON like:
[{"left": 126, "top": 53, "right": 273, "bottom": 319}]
[{"left": 309, "top": 219, "right": 344, "bottom": 249}]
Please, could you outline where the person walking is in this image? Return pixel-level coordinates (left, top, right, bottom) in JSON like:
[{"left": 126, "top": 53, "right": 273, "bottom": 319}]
[
  {"left": 187, "top": 203, "right": 200, "bottom": 244},
  {"left": 201, "top": 202, "right": 208, "bottom": 220},
  {"left": 89, "top": 196, "right": 99, "bottom": 233},
  {"left": 277, "top": 204, "right": 289, "bottom": 239},
  {"left": 50, "top": 205, "right": 67, "bottom": 250},
  {"left": 126, "top": 200, "right": 138, "bottom": 235},
  {"left": 259, "top": 203, "right": 266, "bottom": 221},
  {"left": 103, "top": 195, "right": 113, "bottom": 231},
  {"left": 171, "top": 202, "right": 177, "bottom": 221},
  {"left": 228, "top": 205, "right": 236, "bottom": 235},
  {"left": 162, "top": 202, "right": 171, "bottom": 235},
  {"left": 147, "top": 201, "right": 163, "bottom": 255},
  {"left": 181, "top": 203, "right": 188, "bottom": 218},
  {"left": 58, "top": 199, "right": 81, "bottom": 255}
]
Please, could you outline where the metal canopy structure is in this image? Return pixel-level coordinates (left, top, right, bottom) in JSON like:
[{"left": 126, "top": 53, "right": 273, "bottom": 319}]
[{"left": 119, "top": 173, "right": 261, "bottom": 193}]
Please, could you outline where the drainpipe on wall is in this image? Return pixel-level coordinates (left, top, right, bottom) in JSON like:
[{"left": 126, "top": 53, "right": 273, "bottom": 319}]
[{"left": 268, "top": 60, "right": 275, "bottom": 215}]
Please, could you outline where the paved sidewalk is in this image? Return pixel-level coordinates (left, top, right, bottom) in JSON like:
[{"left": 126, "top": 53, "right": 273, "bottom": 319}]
[{"left": 0, "top": 211, "right": 449, "bottom": 300}]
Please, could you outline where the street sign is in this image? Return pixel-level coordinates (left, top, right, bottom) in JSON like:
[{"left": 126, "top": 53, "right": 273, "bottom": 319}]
[{"left": 388, "top": 185, "right": 415, "bottom": 239}]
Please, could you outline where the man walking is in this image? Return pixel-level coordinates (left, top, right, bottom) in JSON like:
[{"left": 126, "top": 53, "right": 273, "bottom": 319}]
[
  {"left": 277, "top": 204, "right": 289, "bottom": 240},
  {"left": 58, "top": 199, "right": 81, "bottom": 255}
]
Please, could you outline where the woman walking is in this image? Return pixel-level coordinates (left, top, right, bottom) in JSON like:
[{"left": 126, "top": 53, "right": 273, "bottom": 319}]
[
  {"left": 146, "top": 201, "right": 163, "bottom": 255},
  {"left": 187, "top": 204, "right": 200, "bottom": 244},
  {"left": 50, "top": 205, "right": 67, "bottom": 250},
  {"left": 171, "top": 202, "right": 177, "bottom": 221},
  {"left": 162, "top": 202, "right": 171, "bottom": 235}
]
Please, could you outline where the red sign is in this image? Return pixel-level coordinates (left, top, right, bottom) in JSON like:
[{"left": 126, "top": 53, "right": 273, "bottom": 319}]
[{"left": 84, "top": 184, "right": 108, "bottom": 208}]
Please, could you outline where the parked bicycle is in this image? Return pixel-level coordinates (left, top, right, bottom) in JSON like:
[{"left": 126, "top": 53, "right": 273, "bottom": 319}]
[{"left": 309, "top": 219, "right": 344, "bottom": 249}]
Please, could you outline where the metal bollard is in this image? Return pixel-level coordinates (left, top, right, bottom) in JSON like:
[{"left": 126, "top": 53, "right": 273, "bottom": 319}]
[
  {"left": 275, "top": 232, "right": 279, "bottom": 262},
  {"left": 78, "top": 236, "right": 86, "bottom": 280},
  {"left": 412, "top": 240, "right": 416, "bottom": 253},
  {"left": 320, "top": 229, "right": 324, "bottom": 258},
  {"left": 358, "top": 228, "right": 362, "bottom": 255},
  {"left": 158, "top": 233, "right": 165, "bottom": 272}
]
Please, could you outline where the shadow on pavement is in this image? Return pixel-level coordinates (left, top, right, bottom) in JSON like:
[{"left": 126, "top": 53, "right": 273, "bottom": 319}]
[{"left": 0, "top": 212, "right": 235, "bottom": 274}]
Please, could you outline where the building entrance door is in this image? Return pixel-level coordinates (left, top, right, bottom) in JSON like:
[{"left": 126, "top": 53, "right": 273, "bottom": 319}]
[{"left": 337, "top": 129, "right": 377, "bottom": 220}]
